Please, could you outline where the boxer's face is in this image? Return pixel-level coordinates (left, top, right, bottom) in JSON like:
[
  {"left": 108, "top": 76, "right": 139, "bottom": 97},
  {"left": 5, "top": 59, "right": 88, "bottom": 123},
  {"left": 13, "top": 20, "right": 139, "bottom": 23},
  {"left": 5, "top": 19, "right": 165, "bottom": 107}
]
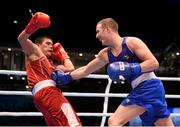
[
  {"left": 96, "top": 24, "right": 111, "bottom": 46},
  {"left": 38, "top": 38, "right": 53, "bottom": 58}
]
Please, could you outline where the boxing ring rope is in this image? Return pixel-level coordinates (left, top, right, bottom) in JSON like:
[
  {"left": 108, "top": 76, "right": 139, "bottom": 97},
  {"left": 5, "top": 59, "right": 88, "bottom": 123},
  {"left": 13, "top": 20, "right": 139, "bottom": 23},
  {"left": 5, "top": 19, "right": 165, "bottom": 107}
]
[
  {"left": 1, "top": 112, "right": 180, "bottom": 117},
  {"left": 0, "top": 70, "right": 180, "bottom": 126},
  {"left": 1, "top": 70, "right": 180, "bottom": 81},
  {"left": 1, "top": 91, "right": 180, "bottom": 98}
]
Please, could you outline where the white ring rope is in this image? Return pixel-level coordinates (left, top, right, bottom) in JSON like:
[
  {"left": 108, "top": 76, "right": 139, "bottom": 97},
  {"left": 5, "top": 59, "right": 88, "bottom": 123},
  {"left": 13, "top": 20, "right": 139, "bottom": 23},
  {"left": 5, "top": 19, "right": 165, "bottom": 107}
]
[
  {"left": 0, "top": 70, "right": 180, "bottom": 81},
  {"left": 0, "top": 70, "right": 110, "bottom": 79},
  {"left": 0, "top": 70, "right": 26, "bottom": 75},
  {"left": 0, "top": 91, "right": 180, "bottom": 99},
  {"left": 0, "top": 112, "right": 179, "bottom": 117},
  {"left": 0, "top": 70, "right": 180, "bottom": 126}
]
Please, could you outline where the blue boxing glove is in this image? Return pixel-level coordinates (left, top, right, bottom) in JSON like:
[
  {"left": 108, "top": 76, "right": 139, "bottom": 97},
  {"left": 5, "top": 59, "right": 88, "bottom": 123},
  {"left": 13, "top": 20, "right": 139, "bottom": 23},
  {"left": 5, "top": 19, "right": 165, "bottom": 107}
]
[
  {"left": 51, "top": 70, "right": 73, "bottom": 86},
  {"left": 107, "top": 61, "right": 141, "bottom": 81}
]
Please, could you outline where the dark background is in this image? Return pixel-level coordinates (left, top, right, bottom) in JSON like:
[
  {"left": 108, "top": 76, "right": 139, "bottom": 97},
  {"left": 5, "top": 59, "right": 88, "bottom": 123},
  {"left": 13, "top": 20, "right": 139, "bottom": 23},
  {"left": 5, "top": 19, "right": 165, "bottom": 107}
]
[{"left": 1, "top": 0, "right": 180, "bottom": 50}]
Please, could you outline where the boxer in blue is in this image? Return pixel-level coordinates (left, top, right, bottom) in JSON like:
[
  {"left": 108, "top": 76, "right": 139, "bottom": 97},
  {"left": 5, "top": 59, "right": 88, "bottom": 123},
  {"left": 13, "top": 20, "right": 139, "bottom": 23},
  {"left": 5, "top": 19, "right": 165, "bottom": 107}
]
[{"left": 51, "top": 18, "right": 174, "bottom": 126}]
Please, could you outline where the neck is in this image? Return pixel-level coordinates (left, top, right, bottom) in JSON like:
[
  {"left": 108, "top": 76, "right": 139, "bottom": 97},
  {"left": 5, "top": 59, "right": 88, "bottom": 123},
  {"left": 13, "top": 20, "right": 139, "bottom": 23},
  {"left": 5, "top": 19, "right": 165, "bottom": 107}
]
[{"left": 111, "top": 34, "right": 122, "bottom": 50}]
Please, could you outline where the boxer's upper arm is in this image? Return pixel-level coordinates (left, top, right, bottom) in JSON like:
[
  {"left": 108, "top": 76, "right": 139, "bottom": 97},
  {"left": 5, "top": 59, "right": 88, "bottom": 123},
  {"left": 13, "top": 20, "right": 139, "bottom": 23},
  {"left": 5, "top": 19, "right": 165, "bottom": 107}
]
[{"left": 17, "top": 31, "right": 40, "bottom": 56}]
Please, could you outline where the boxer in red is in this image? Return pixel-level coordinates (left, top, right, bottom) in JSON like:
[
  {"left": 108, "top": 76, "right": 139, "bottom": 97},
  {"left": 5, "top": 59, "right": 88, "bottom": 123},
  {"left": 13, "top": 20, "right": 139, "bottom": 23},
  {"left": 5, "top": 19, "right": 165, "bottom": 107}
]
[{"left": 17, "top": 12, "right": 81, "bottom": 126}]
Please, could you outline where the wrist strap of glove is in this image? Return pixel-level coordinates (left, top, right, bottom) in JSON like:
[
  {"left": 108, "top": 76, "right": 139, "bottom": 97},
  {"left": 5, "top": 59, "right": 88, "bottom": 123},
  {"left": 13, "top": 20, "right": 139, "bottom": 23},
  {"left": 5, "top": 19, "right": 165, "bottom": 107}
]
[{"left": 130, "top": 63, "right": 141, "bottom": 75}]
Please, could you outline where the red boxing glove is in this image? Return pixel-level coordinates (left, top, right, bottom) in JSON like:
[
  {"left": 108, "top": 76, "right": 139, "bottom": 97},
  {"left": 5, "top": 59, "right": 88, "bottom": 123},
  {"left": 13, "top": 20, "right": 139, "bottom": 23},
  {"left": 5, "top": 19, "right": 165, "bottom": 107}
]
[
  {"left": 52, "top": 42, "right": 70, "bottom": 63},
  {"left": 24, "top": 12, "right": 50, "bottom": 34}
]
